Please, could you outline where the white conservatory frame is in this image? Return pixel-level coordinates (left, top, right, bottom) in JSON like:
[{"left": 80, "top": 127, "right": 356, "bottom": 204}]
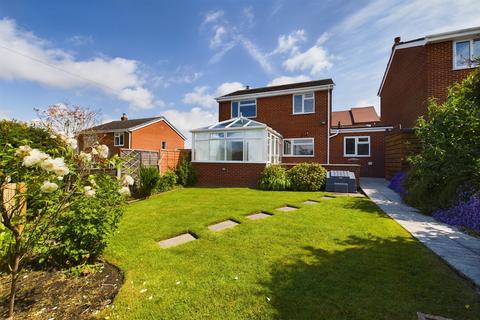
[{"left": 191, "top": 117, "right": 282, "bottom": 164}]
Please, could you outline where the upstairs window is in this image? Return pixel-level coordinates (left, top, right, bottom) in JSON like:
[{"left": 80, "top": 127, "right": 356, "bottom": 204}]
[
  {"left": 161, "top": 141, "right": 167, "bottom": 149},
  {"left": 293, "top": 92, "right": 315, "bottom": 114},
  {"left": 283, "top": 138, "right": 314, "bottom": 156},
  {"left": 344, "top": 136, "right": 370, "bottom": 157},
  {"left": 114, "top": 132, "right": 124, "bottom": 146},
  {"left": 231, "top": 100, "right": 256, "bottom": 118},
  {"left": 454, "top": 39, "right": 480, "bottom": 69}
]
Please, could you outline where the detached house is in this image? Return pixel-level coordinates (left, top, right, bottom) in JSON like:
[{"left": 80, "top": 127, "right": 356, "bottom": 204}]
[
  {"left": 79, "top": 113, "right": 186, "bottom": 157},
  {"left": 191, "top": 80, "right": 391, "bottom": 187}
]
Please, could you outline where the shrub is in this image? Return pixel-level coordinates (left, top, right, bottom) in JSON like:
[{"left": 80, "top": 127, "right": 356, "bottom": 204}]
[
  {"left": 158, "top": 169, "right": 177, "bottom": 192},
  {"left": 287, "top": 163, "right": 327, "bottom": 191},
  {"left": 432, "top": 194, "right": 480, "bottom": 233},
  {"left": 405, "top": 68, "right": 480, "bottom": 212},
  {"left": 258, "top": 165, "right": 289, "bottom": 190},
  {"left": 138, "top": 166, "right": 161, "bottom": 198},
  {"left": 46, "top": 175, "right": 124, "bottom": 266},
  {"left": 175, "top": 158, "right": 196, "bottom": 186}
]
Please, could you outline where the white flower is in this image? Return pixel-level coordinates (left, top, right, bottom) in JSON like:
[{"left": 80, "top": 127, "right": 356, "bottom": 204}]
[
  {"left": 57, "top": 176, "right": 64, "bottom": 181},
  {"left": 78, "top": 152, "right": 92, "bottom": 162},
  {"left": 4, "top": 176, "right": 11, "bottom": 183},
  {"left": 15, "top": 145, "right": 32, "bottom": 157},
  {"left": 54, "top": 165, "right": 70, "bottom": 177},
  {"left": 23, "top": 149, "right": 50, "bottom": 167},
  {"left": 40, "top": 181, "right": 58, "bottom": 193},
  {"left": 122, "top": 175, "right": 134, "bottom": 186},
  {"left": 67, "top": 138, "right": 78, "bottom": 149},
  {"left": 84, "top": 186, "right": 96, "bottom": 198},
  {"left": 96, "top": 145, "right": 109, "bottom": 159},
  {"left": 40, "top": 157, "right": 70, "bottom": 177},
  {"left": 90, "top": 148, "right": 98, "bottom": 155},
  {"left": 118, "top": 186, "right": 130, "bottom": 197}
]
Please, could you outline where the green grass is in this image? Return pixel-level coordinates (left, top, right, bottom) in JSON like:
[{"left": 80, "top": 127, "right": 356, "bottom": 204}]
[{"left": 103, "top": 188, "right": 480, "bottom": 319}]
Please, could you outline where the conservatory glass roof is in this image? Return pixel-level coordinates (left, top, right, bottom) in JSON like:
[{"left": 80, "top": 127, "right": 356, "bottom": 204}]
[{"left": 192, "top": 117, "right": 270, "bottom": 132}]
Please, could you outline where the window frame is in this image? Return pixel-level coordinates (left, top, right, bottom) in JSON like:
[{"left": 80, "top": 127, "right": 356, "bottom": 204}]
[
  {"left": 231, "top": 99, "right": 257, "bottom": 118},
  {"left": 282, "top": 137, "right": 315, "bottom": 157},
  {"left": 292, "top": 92, "right": 315, "bottom": 115},
  {"left": 453, "top": 39, "right": 480, "bottom": 70},
  {"left": 343, "top": 136, "right": 371, "bottom": 157},
  {"left": 161, "top": 141, "right": 167, "bottom": 149},
  {"left": 113, "top": 132, "right": 125, "bottom": 147}
]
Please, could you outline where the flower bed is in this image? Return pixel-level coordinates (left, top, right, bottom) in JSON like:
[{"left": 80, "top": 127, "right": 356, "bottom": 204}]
[{"left": 433, "top": 195, "right": 480, "bottom": 233}]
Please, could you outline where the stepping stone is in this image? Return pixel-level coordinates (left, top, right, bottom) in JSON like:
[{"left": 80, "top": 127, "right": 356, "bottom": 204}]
[
  {"left": 303, "top": 200, "right": 319, "bottom": 204},
  {"left": 246, "top": 212, "right": 272, "bottom": 220},
  {"left": 158, "top": 233, "right": 196, "bottom": 248},
  {"left": 276, "top": 206, "right": 298, "bottom": 212},
  {"left": 417, "top": 312, "right": 452, "bottom": 320},
  {"left": 321, "top": 196, "right": 335, "bottom": 200},
  {"left": 208, "top": 220, "right": 239, "bottom": 232}
]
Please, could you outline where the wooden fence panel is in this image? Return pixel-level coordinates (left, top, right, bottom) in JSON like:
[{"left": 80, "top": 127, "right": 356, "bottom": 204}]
[{"left": 385, "top": 129, "right": 421, "bottom": 179}]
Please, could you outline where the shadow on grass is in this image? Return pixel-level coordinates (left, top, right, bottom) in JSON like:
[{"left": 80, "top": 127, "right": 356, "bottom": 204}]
[
  {"left": 260, "top": 235, "right": 478, "bottom": 320},
  {"left": 341, "top": 197, "right": 390, "bottom": 217}
]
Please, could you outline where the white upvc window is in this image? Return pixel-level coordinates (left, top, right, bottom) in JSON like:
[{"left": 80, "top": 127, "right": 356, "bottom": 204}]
[
  {"left": 283, "top": 138, "right": 314, "bottom": 157},
  {"left": 114, "top": 132, "right": 125, "bottom": 146},
  {"left": 231, "top": 100, "right": 257, "bottom": 118},
  {"left": 293, "top": 92, "right": 315, "bottom": 114},
  {"left": 454, "top": 39, "right": 480, "bottom": 69},
  {"left": 344, "top": 136, "right": 370, "bottom": 157}
]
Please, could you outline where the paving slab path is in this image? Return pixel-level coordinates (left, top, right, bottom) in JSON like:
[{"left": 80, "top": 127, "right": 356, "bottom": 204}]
[{"left": 361, "top": 177, "right": 480, "bottom": 288}]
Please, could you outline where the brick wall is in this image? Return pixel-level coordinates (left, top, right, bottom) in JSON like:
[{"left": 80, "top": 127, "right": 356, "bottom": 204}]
[
  {"left": 78, "top": 132, "right": 131, "bottom": 157},
  {"left": 329, "top": 131, "right": 385, "bottom": 177},
  {"left": 218, "top": 89, "right": 331, "bottom": 163},
  {"left": 192, "top": 162, "right": 266, "bottom": 187},
  {"left": 131, "top": 120, "right": 184, "bottom": 150}
]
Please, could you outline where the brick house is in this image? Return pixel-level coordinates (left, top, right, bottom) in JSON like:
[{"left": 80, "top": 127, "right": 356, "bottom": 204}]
[
  {"left": 191, "top": 80, "right": 391, "bottom": 187},
  {"left": 79, "top": 113, "right": 186, "bottom": 157},
  {"left": 379, "top": 26, "right": 480, "bottom": 129}
]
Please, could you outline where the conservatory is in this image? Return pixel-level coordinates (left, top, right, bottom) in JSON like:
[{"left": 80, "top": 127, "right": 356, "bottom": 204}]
[{"left": 191, "top": 117, "right": 282, "bottom": 163}]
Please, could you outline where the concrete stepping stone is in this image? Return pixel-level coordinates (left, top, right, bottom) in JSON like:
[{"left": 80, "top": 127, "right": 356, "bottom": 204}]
[
  {"left": 276, "top": 205, "right": 298, "bottom": 212},
  {"left": 321, "top": 196, "right": 335, "bottom": 200},
  {"left": 158, "top": 233, "right": 196, "bottom": 248},
  {"left": 303, "top": 200, "right": 319, "bottom": 204},
  {"left": 208, "top": 220, "right": 239, "bottom": 232},
  {"left": 246, "top": 212, "right": 272, "bottom": 220}
]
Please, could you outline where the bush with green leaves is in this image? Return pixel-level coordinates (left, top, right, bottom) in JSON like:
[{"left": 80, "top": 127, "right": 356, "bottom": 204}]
[
  {"left": 158, "top": 169, "right": 177, "bottom": 192},
  {"left": 138, "top": 166, "right": 161, "bottom": 198},
  {"left": 405, "top": 68, "right": 480, "bottom": 212},
  {"left": 287, "top": 163, "right": 327, "bottom": 191},
  {"left": 175, "top": 158, "right": 196, "bottom": 186},
  {"left": 258, "top": 165, "right": 290, "bottom": 190}
]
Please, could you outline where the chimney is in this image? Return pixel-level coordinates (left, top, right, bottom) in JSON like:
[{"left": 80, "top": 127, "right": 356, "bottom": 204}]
[
  {"left": 394, "top": 36, "right": 401, "bottom": 44},
  {"left": 245, "top": 85, "right": 250, "bottom": 90},
  {"left": 121, "top": 113, "right": 128, "bottom": 121}
]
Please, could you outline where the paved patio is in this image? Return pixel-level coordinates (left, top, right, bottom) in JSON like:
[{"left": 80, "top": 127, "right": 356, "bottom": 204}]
[{"left": 361, "top": 177, "right": 480, "bottom": 288}]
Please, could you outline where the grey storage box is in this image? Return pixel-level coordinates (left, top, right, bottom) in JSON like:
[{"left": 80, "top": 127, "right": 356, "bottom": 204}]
[{"left": 325, "top": 171, "right": 356, "bottom": 193}]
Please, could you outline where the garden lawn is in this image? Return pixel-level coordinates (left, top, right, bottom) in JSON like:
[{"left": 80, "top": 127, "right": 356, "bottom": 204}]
[{"left": 103, "top": 188, "right": 480, "bottom": 320}]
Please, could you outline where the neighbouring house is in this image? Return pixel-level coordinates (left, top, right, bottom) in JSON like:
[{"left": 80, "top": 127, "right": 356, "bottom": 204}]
[
  {"left": 379, "top": 26, "right": 479, "bottom": 177},
  {"left": 191, "top": 80, "right": 392, "bottom": 187},
  {"left": 79, "top": 114, "right": 186, "bottom": 172}
]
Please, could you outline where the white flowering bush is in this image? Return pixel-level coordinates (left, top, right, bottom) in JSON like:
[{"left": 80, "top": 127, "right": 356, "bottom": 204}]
[{"left": 0, "top": 119, "right": 127, "bottom": 317}]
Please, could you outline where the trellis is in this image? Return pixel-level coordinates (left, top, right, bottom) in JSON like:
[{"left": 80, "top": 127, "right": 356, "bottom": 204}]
[{"left": 119, "top": 149, "right": 159, "bottom": 180}]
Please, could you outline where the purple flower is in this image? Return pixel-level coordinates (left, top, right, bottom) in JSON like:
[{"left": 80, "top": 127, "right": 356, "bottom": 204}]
[
  {"left": 388, "top": 171, "right": 407, "bottom": 196},
  {"left": 433, "top": 195, "right": 480, "bottom": 233}
]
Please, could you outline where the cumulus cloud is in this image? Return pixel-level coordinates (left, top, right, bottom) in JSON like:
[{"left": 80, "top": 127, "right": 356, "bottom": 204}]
[
  {"left": 182, "top": 82, "right": 244, "bottom": 109},
  {"left": 0, "top": 18, "right": 155, "bottom": 109},
  {"left": 283, "top": 45, "right": 333, "bottom": 76},
  {"left": 267, "top": 75, "right": 311, "bottom": 86},
  {"left": 271, "top": 29, "right": 306, "bottom": 55}
]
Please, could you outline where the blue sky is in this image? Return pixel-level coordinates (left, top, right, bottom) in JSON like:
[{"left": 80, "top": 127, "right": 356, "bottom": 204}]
[{"left": 0, "top": 0, "right": 479, "bottom": 139}]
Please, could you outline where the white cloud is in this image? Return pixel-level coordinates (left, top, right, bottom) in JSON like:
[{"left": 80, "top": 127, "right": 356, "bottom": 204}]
[
  {"left": 210, "top": 26, "right": 227, "bottom": 49},
  {"left": 203, "top": 10, "right": 224, "bottom": 25},
  {"left": 0, "top": 18, "right": 155, "bottom": 109},
  {"left": 238, "top": 36, "right": 273, "bottom": 73},
  {"left": 162, "top": 107, "right": 217, "bottom": 145},
  {"left": 182, "top": 82, "right": 244, "bottom": 109},
  {"left": 243, "top": 7, "right": 255, "bottom": 27},
  {"left": 67, "top": 35, "right": 94, "bottom": 46},
  {"left": 271, "top": 29, "right": 306, "bottom": 55},
  {"left": 283, "top": 45, "right": 333, "bottom": 75},
  {"left": 316, "top": 32, "right": 330, "bottom": 45},
  {"left": 267, "top": 75, "right": 311, "bottom": 86}
]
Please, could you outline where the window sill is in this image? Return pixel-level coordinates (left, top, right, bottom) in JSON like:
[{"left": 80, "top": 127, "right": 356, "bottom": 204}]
[
  {"left": 282, "top": 155, "right": 315, "bottom": 157},
  {"left": 453, "top": 65, "right": 478, "bottom": 71},
  {"left": 344, "top": 155, "right": 371, "bottom": 158},
  {"left": 292, "top": 112, "right": 316, "bottom": 115},
  {"left": 113, "top": 145, "right": 124, "bottom": 147}
]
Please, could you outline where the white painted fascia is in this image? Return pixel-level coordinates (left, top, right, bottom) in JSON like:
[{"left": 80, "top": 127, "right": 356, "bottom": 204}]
[
  {"left": 216, "top": 84, "right": 334, "bottom": 102},
  {"left": 425, "top": 27, "right": 480, "bottom": 44}
]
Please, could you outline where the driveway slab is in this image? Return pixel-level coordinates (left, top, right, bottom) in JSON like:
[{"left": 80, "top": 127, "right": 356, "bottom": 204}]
[
  {"left": 158, "top": 233, "right": 196, "bottom": 248},
  {"left": 208, "top": 220, "right": 239, "bottom": 232},
  {"left": 361, "top": 177, "right": 480, "bottom": 288}
]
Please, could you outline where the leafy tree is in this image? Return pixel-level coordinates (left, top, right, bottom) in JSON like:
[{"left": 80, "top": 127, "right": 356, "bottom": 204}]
[{"left": 405, "top": 68, "right": 480, "bottom": 212}]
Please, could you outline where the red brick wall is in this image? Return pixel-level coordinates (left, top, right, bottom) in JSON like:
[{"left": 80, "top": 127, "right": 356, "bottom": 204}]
[
  {"left": 78, "top": 132, "right": 131, "bottom": 156},
  {"left": 219, "top": 89, "right": 331, "bottom": 163},
  {"left": 192, "top": 162, "right": 266, "bottom": 187},
  {"left": 426, "top": 41, "right": 476, "bottom": 103},
  {"left": 380, "top": 45, "right": 427, "bottom": 128},
  {"left": 329, "top": 131, "right": 385, "bottom": 177},
  {"left": 131, "top": 120, "right": 184, "bottom": 151}
]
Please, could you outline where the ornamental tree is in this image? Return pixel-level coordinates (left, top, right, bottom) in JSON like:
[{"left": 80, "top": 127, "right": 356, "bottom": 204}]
[{"left": 0, "top": 120, "right": 133, "bottom": 319}]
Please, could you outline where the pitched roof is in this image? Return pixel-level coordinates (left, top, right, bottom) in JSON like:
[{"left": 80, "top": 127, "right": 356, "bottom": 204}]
[
  {"left": 86, "top": 116, "right": 187, "bottom": 140},
  {"left": 218, "top": 79, "right": 334, "bottom": 99},
  {"left": 332, "top": 106, "right": 380, "bottom": 128}
]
